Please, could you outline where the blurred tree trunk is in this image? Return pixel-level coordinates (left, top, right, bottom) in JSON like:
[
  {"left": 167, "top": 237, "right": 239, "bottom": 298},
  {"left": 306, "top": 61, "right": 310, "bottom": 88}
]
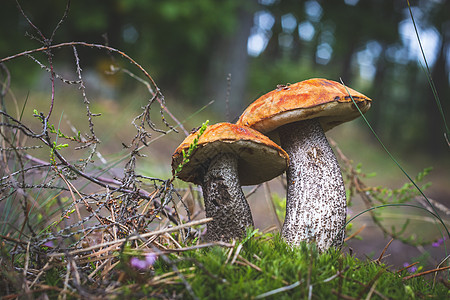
[
  {"left": 264, "top": 8, "right": 283, "bottom": 64},
  {"left": 339, "top": 39, "right": 357, "bottom": 83},
  {"left": 369, "top": 45, "right": 387, "bottom": 133},
  {"left": 205, "top": 3, "right": 255, "bottom": 121},
  {"left": 290, "top": 30, "right": 303, "bottom": 61}
]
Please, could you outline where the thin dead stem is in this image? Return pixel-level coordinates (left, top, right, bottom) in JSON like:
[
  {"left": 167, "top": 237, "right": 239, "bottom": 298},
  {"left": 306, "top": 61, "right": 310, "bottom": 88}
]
[
  {"left": 403, "top": 265, "right": 450, "bottom": 280},
  {"left": 0, "top": 6, "right": 204, "bottom": 297}
]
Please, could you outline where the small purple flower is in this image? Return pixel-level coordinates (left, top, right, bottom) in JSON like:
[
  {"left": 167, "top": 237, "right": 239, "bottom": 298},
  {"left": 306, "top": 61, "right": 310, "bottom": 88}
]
[
  {"left": 432, "top": 238, "right": 446, "bottom": 248},
  {"left": 130, "top": 253, "right": 158, "bottom": 270},
  {"left": 130, "top": 257, "right": 148, "bottom": 270},
  {"left": 403, "top": 262, "right": 418, "bottom": 273},
  {"left": 43, "top": 241, "right": 54, "bottom": 248},
  {"left": 145, "top": 253, "right": 157, "bottom": 265}
]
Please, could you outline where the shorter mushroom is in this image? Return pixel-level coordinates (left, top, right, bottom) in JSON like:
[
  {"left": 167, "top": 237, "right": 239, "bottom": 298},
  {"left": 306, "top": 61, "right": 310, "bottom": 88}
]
[
  {"left": 172, "top": 122, "right": 289, "bottom": 242},
  {"left": 237, "top": 78, "right": 372, "bottom": 251}
]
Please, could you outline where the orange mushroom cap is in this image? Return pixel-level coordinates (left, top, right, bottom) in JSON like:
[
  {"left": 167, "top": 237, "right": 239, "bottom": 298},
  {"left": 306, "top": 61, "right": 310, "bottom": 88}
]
[
  {"left": 172, "top": 122, "right": 289, "bottom": 186},
  {"left": 237, "top": 78, "right": 372, "bottom": 134}
]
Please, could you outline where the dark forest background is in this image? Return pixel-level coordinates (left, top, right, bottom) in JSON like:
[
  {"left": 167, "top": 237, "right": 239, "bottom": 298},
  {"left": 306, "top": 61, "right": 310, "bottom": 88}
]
[{"left": 0, "top": 0, "right": 449, "bottom": 155}]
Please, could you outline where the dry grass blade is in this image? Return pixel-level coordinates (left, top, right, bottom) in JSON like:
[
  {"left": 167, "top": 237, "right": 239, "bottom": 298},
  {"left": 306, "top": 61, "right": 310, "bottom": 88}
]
[
  {"left": 331, "top": 289, "right": 358, "bottom": 300},
  {"left": 88, "top": 256, "right": 114, "bottom": 280},
  {"left": 376, "top": 238, "right": 394, "bottom": 264},
  {"left": 306, "top": 247, "right": 313, "bottom": 299},
  {"left": 59, "top": 172, "right": 84, "bottom": 228},
  {"left": 365, "top": 279, "right": 379, "bottom": 300},
  {"left": 403, "top": 265, "right": 450, "bottom": 280},
  {"left": 244, "top": 183, "right": 261, "bottom": 198},
  {"left": 357, "top": 269, "right": 384, "bottom": 299},
  {"left": 415, "top": 196, "right": 450, "bottom": 216},
  {"left": 161, "top": 241, "right": 234, "bottom": 253},
  {"left": 62, "top": 261, "right": 70, "bottom": 300},
  {"left": 396, "top": 262, "right": 419, "bottom": 274},
  {"left": 22, "top": 241, "right": 31, "bottom": 295},
  {"left": 0, "top": 234, "right": 28, "bottom": 245},
  {"left": 344, "top": 224, "right": 366, "bottom": 242},
  {"left": 304, "top": 266, "right": 351, "bottom": 300},
  {"left": 230, "top": 243, "right": 243, "bottom": 265},
  {"left": 29, "top": 257, "right": 55, "bottom": 288},
  {"left": 264, "top": 182, "right": 282, "bottom": 230},
  {"left": 255, "top": 280, "right": 303, "bottom": 299},
  {"left": 48, "top": 218, "right": 213, "bottom": 257},
  {"left": 236, "top": 255, "right": 289, "bottom": 285},
  {"left": 338, "top": 274, "right": 389, "bottom": 300},
  {"left": 322, "top": 266, "right": 350, "bottom": 283},
  {"left": 225, "top": 240, "right": 237, "bottom": 264},
  {"left": 165, "top": 232, "right": 183, "bottom": 248},
  {"left": 2, "top": 284, "right": 78, "bottom": 300},
  {"left": 150, "top": 267, "right": 196, "bottom": 285}
]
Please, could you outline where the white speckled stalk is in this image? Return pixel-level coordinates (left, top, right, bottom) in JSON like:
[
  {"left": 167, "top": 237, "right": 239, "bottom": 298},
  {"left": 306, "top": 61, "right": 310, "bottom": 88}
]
[
  {"left": 279, "top": 119, "right": 346, "bottom": 252},
  {"left": 201, "top": 153, "right": 254, "bottom": 241}
]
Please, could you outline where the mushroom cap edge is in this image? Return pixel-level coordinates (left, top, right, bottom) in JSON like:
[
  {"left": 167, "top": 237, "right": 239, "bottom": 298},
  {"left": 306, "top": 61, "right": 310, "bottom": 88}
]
[{"left": 171, "top": 122, "right": 289, "bottom": 186}]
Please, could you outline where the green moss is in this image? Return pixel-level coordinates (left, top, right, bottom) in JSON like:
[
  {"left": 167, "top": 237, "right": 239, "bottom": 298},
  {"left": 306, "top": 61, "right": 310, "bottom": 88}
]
[{"left": 126, "top": 232, "right": 449, "bottom": 299}]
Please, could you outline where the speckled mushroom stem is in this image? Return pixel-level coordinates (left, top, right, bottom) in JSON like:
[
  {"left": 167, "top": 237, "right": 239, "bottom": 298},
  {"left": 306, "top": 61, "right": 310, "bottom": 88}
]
[
  {"left": 201, "top": 152, "right": 254, "bottom": 241},
  {"left": 279, "top": 119, "right": 346, "bottom": 252}
]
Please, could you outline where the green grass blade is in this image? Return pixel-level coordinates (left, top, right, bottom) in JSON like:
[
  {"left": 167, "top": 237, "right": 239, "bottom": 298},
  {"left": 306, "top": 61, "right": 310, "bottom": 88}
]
[
  {"left": 339, "top": 203, "right": 446, "bottom": 252},
  {"left": 406, "top": 0, "right": 449, "bottom": 143},
  {"left": 340, "top": 79, "right": 449, "bottom": 240}
]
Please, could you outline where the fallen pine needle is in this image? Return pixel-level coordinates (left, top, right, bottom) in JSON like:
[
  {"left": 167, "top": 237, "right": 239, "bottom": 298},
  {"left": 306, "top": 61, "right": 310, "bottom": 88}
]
[
  {"left": 255, "top": 280, "right": 303, "bottom": 299},
  {"left": 403, "top": 265, "right": 450, "bottom": 280},
  {"left": 236, "top": 255, "right": 289, "bottom": 285},
  {"left": 376, "top": 238, "right": 394, "bottom": 263},
  {"left": 344, "top": 224, "right": 366, "bottom": 242},
  {"left": 396, "top": 262, "right": 419, "bottom": 274}
]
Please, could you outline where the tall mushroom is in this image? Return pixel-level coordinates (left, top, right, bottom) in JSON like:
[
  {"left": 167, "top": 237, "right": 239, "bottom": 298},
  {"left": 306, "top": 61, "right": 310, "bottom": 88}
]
[
  {"left": 236, "top": 78, "right": 372, "bottom": 251},
  {"left": 172, "top": 122, "right": 289, "bottom": 242}
]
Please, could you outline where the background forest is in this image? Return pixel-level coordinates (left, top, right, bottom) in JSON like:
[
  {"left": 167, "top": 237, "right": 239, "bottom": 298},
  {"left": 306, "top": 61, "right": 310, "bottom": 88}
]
[
  {"left": 1, "top": 0, "right": 449, "bottom": 153},
  {"left": 0, "top": 0, "right": 449, "bottom": 298}
]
